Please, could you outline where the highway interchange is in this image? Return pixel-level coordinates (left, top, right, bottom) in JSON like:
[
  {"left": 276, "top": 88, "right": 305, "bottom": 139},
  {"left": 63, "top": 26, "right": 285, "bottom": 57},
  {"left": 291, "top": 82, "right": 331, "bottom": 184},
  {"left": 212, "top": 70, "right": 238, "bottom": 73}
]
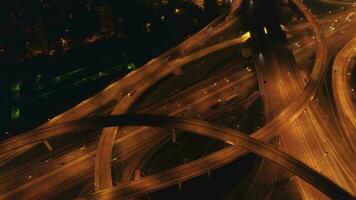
[{"left": 0, "top": 0, "right": 355, "bottom": 199}]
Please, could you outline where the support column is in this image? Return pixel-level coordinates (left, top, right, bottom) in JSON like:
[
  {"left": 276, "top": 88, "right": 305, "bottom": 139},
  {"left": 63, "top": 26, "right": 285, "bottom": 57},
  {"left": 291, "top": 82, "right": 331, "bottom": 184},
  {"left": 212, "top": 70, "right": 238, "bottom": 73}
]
[
  {"left": 134, "top": 169, "right": 141, "bottom": 180},
  {"left": 172, "top": 129, "right": 177, "bottom": 143},
  {"left": 178, "top": 181, "right": 182, "bottom": 191},
  {"left": 43, "top": 140, "right": 53, "bottom": 151},
  {"left": 207, "top": 169, "right": 211, "bottom": 179}
]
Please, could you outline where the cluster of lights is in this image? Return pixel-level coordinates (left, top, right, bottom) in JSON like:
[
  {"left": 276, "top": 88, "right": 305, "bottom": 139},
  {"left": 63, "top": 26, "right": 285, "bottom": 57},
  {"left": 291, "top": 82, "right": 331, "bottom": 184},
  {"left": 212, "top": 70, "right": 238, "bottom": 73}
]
[
  {"left": 329, "top": 23, "right": 336, "bottom": 31},
  {"left": 145, "top": 22, "right": 152, "bottom": 33},
  {"left": 174, "top": 8, "right": 182, "bottom": 15},
  {"left": 161, "top": 0, "right": 168, "bottom": 5},
  {"left": 246, "top": 66, "right": 252, "bottom": 72},
  {"left": 59, "top": 38, "right": 71, "bottom": 51}
]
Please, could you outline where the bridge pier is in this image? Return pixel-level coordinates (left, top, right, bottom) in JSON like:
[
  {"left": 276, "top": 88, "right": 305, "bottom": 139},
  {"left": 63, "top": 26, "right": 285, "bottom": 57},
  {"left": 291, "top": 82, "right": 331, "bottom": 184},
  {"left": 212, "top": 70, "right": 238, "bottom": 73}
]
[
  {"left": 172, "top": 129, "right": 177, "bottom": 143},
  {"left": 44, "top": 140, "right": 53, "bottom": 151},
  {"left": 178, "top": 181, "right": 182, "bottom": 191},
  {"left": 207, "top": 169, "right": 211, "bottom": 179},
  {"left": 134, "top": 169, "right": 141, "bottom": 180}
]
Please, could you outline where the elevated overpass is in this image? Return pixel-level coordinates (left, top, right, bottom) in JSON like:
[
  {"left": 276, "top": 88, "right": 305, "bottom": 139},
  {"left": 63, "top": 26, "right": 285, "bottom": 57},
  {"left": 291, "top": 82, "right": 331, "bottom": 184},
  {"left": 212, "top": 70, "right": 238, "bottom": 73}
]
[
  {"left": 1, "top": 0, "right": 355, "bottom": 199},
  {"left": 332, "top": 37, "right": 356, "bottom": 151},
  {"left": 2, "top": 115, "right": 354, "bottom": 200},
  {"left": 94, "top": 0, "right": 329, "bottom": 195}
]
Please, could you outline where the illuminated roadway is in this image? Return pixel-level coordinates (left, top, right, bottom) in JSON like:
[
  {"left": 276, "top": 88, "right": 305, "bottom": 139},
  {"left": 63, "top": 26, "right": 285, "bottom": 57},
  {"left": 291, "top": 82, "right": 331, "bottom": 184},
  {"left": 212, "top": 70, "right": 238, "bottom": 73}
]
[
  {"left": 2, "top": 115, "right": 355, "bottom": 200},
  {"left": 0, "top": 35, "right": 252, "bottom": 158},
  {"left": 0, "top": 42, "right": 257, "bottom": 200},
  {"left": 254, "top": 3, "right": 356, "bottom": 199},
  {"left": 0, "top": 4, "right": 250, "bottom": 193},
  {"left": 0, "top": 0, "right": 327, "bottom": 196},
  {"left": 113, "top": 19, "right": 356, "bottom": 198},
  {"left": 112, "top": 5, "right": 352, "bottom": 198},
  {"left": 0, "top": 0, "right": 355, "bottom": 199},
  {"left": 0, "top": 1, "right": 245, "bottom": 187},
  {"left": 93, "top": 0, "right": 330, "bottom": 194},
  {"left": 0, "top": 0, "right": 244, "bottom": 167},
  {"left": 318, "top": 0, "right": 356, "bottom": 6},
  {"left": 332, "top": 37, "right": 356, "bottom": 152},
  {"left": 94, "top": 1, "right": 244, "bottom": 191},
  {"left": 283, "top": 10, "right": 354, "bottom": 33},
  {"left": 119, "top": 6, "right": 353, "bottom": 188}
]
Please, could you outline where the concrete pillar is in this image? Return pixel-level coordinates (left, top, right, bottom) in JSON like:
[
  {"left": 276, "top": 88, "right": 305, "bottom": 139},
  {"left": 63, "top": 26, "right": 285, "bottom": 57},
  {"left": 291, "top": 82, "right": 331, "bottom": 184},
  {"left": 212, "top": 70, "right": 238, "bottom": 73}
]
[
  {"left": 134, "top": 169, "right": 141, "bottom": 180},
  {"left": 178, "top": 181, "right": 182, "bottom": 191},
  {"left": 44, "top": 140, "right": 53, "bottom": 151},
  {"left": 172, "top": 129, "right": 177, "bottom": 143}
]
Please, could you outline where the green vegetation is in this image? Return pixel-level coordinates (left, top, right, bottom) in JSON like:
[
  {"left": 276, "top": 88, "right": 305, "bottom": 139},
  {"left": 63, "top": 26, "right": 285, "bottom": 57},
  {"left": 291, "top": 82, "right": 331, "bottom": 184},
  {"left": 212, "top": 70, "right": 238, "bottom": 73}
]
[
  {"left": 10, "top": 82, "right": 21, "bottom": 92},
  {"left": 11, "top": 106, "right": 21, "bottom": 120},
  {"left": 127, "top": 62, "right": 136, "bottom": 70}
]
